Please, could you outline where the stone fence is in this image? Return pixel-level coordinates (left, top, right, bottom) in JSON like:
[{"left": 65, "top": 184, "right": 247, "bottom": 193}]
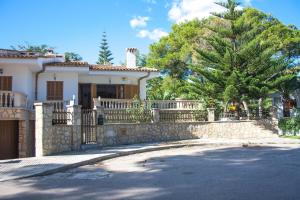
[{"left": 34, "top": 103, "right": 279, "bottom": 156}]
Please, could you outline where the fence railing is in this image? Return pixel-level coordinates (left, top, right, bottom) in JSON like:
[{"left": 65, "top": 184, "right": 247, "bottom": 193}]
[
  {"left": 159, "top": 109, "right": 207, "bottom": 122},
  {"left": 0, "top": 90, "right": 30, "bottom": 108},
  {"left": 45, "top": 100, "right": 70, "bottom": 111},
  {"left": 104, "top": 109, "right": 153, "bottom": 123},
  {"left": 218, "top": 109, "right": 271, "bottom": 121},
  {"left": 93, "top": 98, "right": 202, "bottom": 110},
  {"left": 52, "top": 111, "right": 71, "bottom": 125}
]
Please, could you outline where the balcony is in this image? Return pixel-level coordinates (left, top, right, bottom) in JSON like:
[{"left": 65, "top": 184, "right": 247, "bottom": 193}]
[
  {"left": 0, "top": 90, "right": 31, "bottom": 109},
  {"left": 93, "top": 98, "right": 202, "bottom": 110}
]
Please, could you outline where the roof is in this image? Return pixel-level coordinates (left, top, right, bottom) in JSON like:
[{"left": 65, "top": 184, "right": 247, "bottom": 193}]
[
  {"left": 45, "top": 62, "right": 159, "bottom": 72},
  {"left": 0, "top": 49, "right": 63, "bottom": 59},
  {"left": 0, "top": 54, "right": 63, "bottom": 59},
  {"left": 90, "top": 65, "right": 158, "bottom": 72},
  {"left": 44, "top": 61, "right": 89, "bottom": 67}
]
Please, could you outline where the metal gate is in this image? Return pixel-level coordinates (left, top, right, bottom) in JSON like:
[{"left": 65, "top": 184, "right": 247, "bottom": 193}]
[
  {"left": 81, "top": 109, "right": 97, "bottom": 144},
  {"left": 0, "top": 120, "right": 18, "bottom": 160}
]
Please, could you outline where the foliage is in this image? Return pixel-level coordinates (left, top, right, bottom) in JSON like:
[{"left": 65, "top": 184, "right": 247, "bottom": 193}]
[
  {"left": 146, "top": 76, "right": 192, "bottom": 100},
  {"left": 11, "top": 43, "right": 55, "bottom": 54},
  {"left": 188, "top": 0, "right": 300, "bottom": 111},
  {"left": 147, "top": 20, "right": 207, "bottom": 79},
  {"left": 147, "top": 0, "right": 300, "bottom": 108},
  {"left": 97, "top": 32, "right": 113, "bottom": 65},
  {"left": 192, "top": 109, "right": 208, "bottom": 121},
  {"left": 278, "top": 109, "right": 300, "bottom": 134},
  {"left": 64, "top": 52, "right": 82, "bottom": 62},
  {"left": 136, "top": 51, "right": 147, "bottom": 67},
  {"left": 126, "top": 99, "right": 153, "bottom": 123}
]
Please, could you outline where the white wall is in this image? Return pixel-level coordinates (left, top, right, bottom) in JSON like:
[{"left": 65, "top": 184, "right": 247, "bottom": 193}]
[
  {"left": 292, "top": 89, "right": 300, "bottom": 108},
  {"left": 0, "top": 64, "right": 35, "bottom": 101},
  {"left": 38, "top": 72, "right": 79, "bottom": 103},
  {"left": 78, "top": 75, "right": 138, "bottom": 85}
]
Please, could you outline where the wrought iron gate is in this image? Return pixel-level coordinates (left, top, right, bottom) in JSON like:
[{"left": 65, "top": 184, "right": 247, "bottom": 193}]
[{"left": 81, "top": 109, "right": 97, "bottom": 144}]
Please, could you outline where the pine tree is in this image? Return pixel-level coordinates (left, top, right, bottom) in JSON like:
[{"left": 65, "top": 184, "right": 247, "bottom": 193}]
[
  {"left": 97, "top": 32, "right": 113, "bottom": 65},
  {"left": 189, "top": 0, "right": 300, "bottom": 115}
]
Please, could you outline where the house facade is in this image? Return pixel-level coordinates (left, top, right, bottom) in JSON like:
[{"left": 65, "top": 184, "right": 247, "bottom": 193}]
[
  {"left": 0, "top": 48, "right": 159, "bottom": 159},
  {"left": 272, "top": 89, "right": 300, "bottom": 118}
]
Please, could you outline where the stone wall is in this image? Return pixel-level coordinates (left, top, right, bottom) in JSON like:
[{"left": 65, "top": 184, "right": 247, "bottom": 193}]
[
  {"left": 35, "top": 103, "right": 279, "bottom": 156},
  {"left": 35, "top": 103, "right": 82, "bottom": 156},
  {"left": 98, "top": 121, "right": 278, "bottom": 147}
]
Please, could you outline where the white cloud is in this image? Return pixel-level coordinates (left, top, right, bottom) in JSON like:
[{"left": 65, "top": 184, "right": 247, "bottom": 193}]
[
  {"left": 168, "top": 0, "right": 227, "bottom": 23},
  {"left": 137, "top": 29, "right": 168, "bottom": 41},
  {"left": 130, "top": 16, "right": 149, "bottom": 28}
]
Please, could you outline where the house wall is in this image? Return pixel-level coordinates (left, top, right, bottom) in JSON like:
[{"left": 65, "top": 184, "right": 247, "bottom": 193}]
[
  {"left": 38, "top": 72, "right": 79, "bottom": 103},
  {"left": 78, "top": 75, "right": 138, "bottom": 85},
  {"left": 0, "top": 65, "right": 35, "bottom": 101},
  {"left": 293, "top": 89, "right": 300, "bottom": 108}
]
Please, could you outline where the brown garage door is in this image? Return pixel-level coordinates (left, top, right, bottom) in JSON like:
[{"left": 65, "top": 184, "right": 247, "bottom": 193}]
[{"left": 0, "top": 121, "right": 18, "bottom": 160}]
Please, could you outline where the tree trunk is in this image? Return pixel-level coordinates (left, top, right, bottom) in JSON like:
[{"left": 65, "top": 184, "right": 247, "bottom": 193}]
[
  {"left": 242, "top": 100, "right": 250, "bottom": 119},
  {"left": 224, "top": 101, "right": 229, "bottom": 112},
  {"left": 258, "top": 98, "right": 263, "bottom": 118}
]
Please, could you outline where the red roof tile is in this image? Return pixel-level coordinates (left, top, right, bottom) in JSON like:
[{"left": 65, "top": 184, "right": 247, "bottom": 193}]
[
  {"left": 44, "top": 62, "right": 89, "bottom": 67},
  {"left": 89, "top": 65, "right": 158, "bottom": 72},
  {"left": 45, "top": 62, "right": 158, "bottom": 72}
]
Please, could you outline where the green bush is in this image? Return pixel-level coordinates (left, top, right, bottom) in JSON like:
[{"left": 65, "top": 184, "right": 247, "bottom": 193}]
[{"left": 278, "top": 109, "right": 300, "bottom": 135}]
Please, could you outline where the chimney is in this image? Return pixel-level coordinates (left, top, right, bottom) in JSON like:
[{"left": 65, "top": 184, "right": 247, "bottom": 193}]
[{"left": 126, "top": 48, "right": 137, "bottom": 68}]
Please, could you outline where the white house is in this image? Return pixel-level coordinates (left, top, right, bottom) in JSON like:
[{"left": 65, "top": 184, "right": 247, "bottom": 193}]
[
  {"left": 0, "top": 48, "right": 159, "bottom": 109},
  {"left": 0, "top": 48, "right": 159, "bottom": 159},
  {"left": 272, "top": 89, "right": 300, "bottom": 118}
]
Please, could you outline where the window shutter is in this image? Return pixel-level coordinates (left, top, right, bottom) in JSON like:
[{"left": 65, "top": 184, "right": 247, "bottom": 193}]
[
  {"left": 0, "top": 76, "right": 12, "bottom": 91},
  {"left": 47, "top": 81, "right": 63, "bottom": 100}
]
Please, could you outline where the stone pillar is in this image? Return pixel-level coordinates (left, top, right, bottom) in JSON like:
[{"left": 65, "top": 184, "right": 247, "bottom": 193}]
[
  {"left": 66, "top": 105, "right": 82, "bottom": 150},
  {"left": 34, "top": 102, "right": 53, "bottom": 157},
  {"left": 95, "top": 106, "right": 105, "bottom": 145},
  {"left": 270, "top": 106, "right": 278, "bottom": 121},
  {"left": 207, "top": 108, "right": 215, "bottom": 122},
  {"left": 152, "top": 108, "right": 160, "bottom": 123},
  {"left": 18, "top": 117, "right": 29, "bottom": 158},
  {"left": 67, "top": 105, "right": 82, "bottom": 125}
]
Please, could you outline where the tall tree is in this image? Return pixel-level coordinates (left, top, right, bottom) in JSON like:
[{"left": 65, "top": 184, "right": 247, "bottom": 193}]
[
  {"left": 189, "top": 0, "right": 300, "bottom": 114},
  {"left": 97, "top": 32, "right": 113, "bottom": 65},
  {"left": 64, "top": 52, "right": 82, "bottom": 62}
]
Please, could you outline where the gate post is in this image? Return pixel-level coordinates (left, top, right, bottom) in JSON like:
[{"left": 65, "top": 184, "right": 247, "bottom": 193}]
[
  {"left": 66, "top": 105, "right": 82, "bottom": 150},
  {"left": 207, "top": 108, "right": 215, "bottom": 122},
  {"left": 152, "top": 108, "right": 160, "bottom": 123},
  {"left": 34, "top": 102, "right": 54, "bottom": 157},
  {"left": 94, "top": 106, "right": 104, "bottom": 146},
  {"left": 67, "top": 105, "right": 82, "bottom": 125}
]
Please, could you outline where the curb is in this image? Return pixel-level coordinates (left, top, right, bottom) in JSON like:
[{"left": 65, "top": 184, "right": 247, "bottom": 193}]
[
  {"left": 5, "top": 140, "right": 300, "bottom": 181},
  {"left": 14, "top": 143, "right": 228, "bottom": 180}
]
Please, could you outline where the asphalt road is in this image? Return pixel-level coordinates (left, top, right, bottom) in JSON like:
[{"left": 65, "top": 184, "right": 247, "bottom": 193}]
[{"left": 1, "top": 145, "right": 300, "bottom": 200}]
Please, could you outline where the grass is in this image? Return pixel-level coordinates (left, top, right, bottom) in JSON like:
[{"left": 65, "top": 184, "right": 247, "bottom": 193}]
[{"left": 280, "top": 135, "right": 300, "bottom": 139}]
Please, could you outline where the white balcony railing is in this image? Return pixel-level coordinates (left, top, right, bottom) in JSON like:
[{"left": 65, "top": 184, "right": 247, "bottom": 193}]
[
  {"left": 0, "top": 90, "right": 30, "bottom": 109},
  {"left": 93, "top": 98, "right": 202, "bottom": 110},
  {"left": 44, "top": 100, "right": 70, "bottom": 111}
]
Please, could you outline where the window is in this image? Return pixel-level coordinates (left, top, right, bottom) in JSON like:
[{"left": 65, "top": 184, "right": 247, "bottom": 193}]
[
  {"left": 96, "top": 85, "right": 117, "bottom": 99},
  {"left": 47, "top": 81, "right": 63, "bottom": 100},
  {"left": 0, "top": 76, "right": 12, "bottom": 91}
]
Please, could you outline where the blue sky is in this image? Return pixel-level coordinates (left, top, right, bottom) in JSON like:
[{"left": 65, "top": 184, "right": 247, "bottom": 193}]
[{"left": 0, "top": 0, "right": 299, "bottom": 64}]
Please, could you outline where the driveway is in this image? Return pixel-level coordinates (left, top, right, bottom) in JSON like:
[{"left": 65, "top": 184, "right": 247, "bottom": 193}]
[{"left": 1, "top": 144, "right": 300, "bottom": 200}]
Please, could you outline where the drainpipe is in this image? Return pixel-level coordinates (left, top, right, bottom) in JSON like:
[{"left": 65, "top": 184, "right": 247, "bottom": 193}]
[
  {"left": 35, "top": 65, "right": 46, "bottom": 100},
  {"left": 137, "top": 71, "right": 150, "bottom": 100}
]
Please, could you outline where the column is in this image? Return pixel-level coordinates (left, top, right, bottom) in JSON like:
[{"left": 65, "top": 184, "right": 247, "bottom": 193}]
[
  {"left": 34, "top": 102, "right": 53, "bottom": 157},
  {"left": 207, "top": 108, "right": 215, "bottom": 122}
]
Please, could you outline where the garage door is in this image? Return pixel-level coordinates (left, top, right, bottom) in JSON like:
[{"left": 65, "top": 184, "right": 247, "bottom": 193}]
[{"left": 0, "top": 121, "right": 18, "bottom": 160}]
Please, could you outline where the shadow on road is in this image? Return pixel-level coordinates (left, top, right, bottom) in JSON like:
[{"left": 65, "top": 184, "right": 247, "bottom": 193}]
[{"left": 2, "top": 145, "right": 300, "bottom": 200}]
